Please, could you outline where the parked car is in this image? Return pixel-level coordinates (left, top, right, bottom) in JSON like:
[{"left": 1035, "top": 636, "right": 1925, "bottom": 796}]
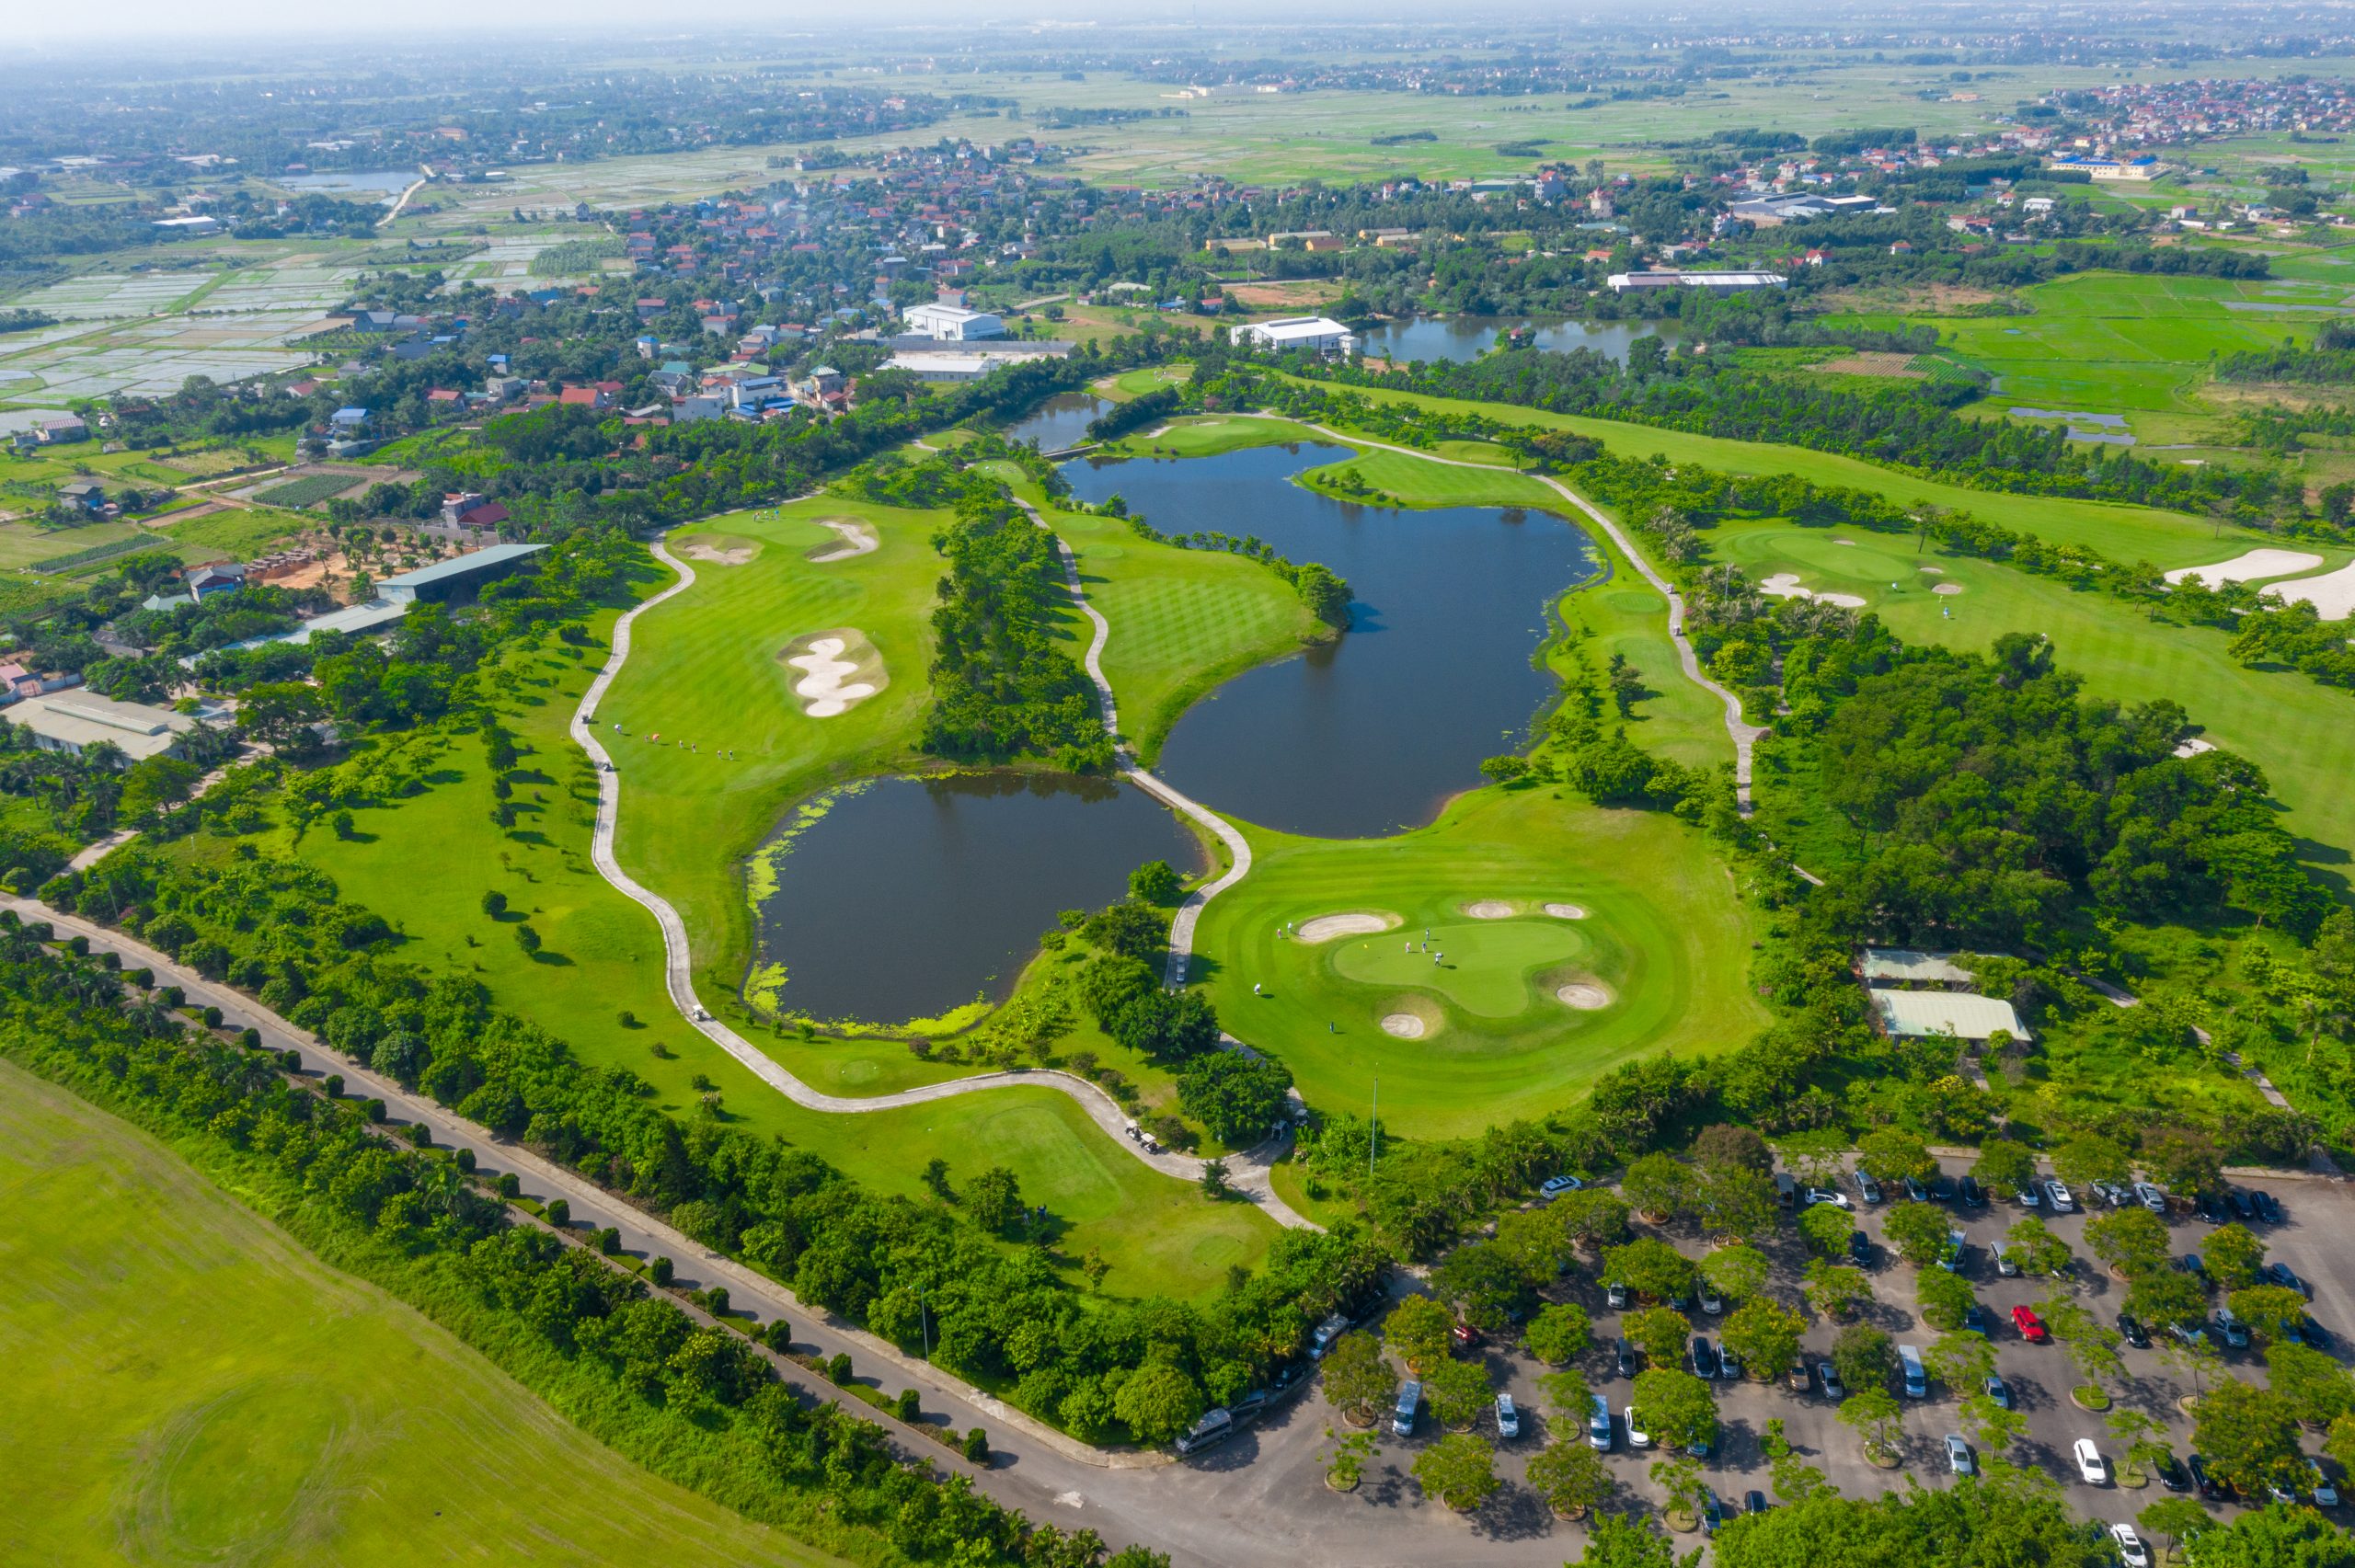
[
  {"left": 1962, "top": 1304, "right": 1989, "bottom": 1335},
  {"left": 1588, "top": 1394, "right": 1613, "bottom": 1451},
  {"left": 1309, "top": 1313, "right": 1350, "bottom": 1358},
  {"left": 1854, "top": 1170, "right": 1884, "bottom": 1205},
  {"left": 2303, "top": 1320, "right": 2334, "bottom": 1352},
  {"left": 1700, "top": 1488, "right": 1724, "bottom": 1535},
  {"left": 1615, "top": 1337, "right": 1637, "bottom": 1379},
  {"left": 1717, "top": 1344, "right": 1743, "bottom": 1380},
  {"left": 1995, "top": 1251, "right": 2021, "bottom": 1278},
  {"left": 1176, "top": 1407, "right": 1235, "bottom": 1457},
  {"left": 2045, "top": 1179, "right": 2076, "bottom": 1213},
  {"left": 1394, "top": 1381, "right": 1422, "bottom": 1438},
  {"left": 2310, "top": 1459, "right": 2338, "bottom": 1507},
  {"left": 1903, "top": 1176, "right": 1930, "bottom": 1203},
  {"left": 2228, "top": 1189, "right": 2256, "bottom": 1221},
  {"left": 1787, "top": 1362, "right": 1811, "bottom": 1394},
  {"left": 2118, "top": 1312, "right": 2150, "bottom": 1349},
  {"left": 1452, "top": 1322, "right": 1481, "bottom": 1348},
  {"left": 1624, "top": 1404, "right": 1652, "bottom": 1448},
  {"left": 1985, "top": 1374, "right": 2012, "bottom": 1410},
  {"left": 2074, "top": 1438, "right": 2108, "bottom": 1485},
  {"left": 2216, "top": 1308, "right": 2250, "bottom": 1348},
  {"left": 1495, "top": 1395, "right": 1520, "bottom": 1440},
  {"left": 2187, "top": 1452, "right": 2219, "bottom": 1497},
  {"left": 1606, "top": 1281, "right": 1629, "bottom": 1310},
  {"left": 2264, "top": 1262, "right": 2309, "bottom": 1299},
  {"left": 2253, "top": 1190, "right": 2283, "bottom": 1224},
  {"left": 2134, "top": 1182, "right": 2168, "bottom": 1213},
  {"left": 1939, "top": 1230, "right": 1967, "bottom": 1272},
  {"left": 1803, "top": 1188, "right": 1851, "bottom": 1209},
  {"left": 1691, "top": 1337, "right": 1718, "bottom": 1379},
  {"left": 1930, "top": 1173, "right": 1956, "bottom": 1203},
  {"left": 2013, "top": 1305, "right": 2050, "bottom": 1343},
  {"left": 2019, "top": 1182, "right": 2041, "bottom": 1210},
  {"left": 1959, "top": 1175, "right": 1986, "bottom": 1208},
  {"left": 2168, "top": 1322, "right": 2210, "bottom": 1350},
  {"left": 1745, "top": 1490, "right": 1769, "bottom": 1516},
  {"left": 1819, "top": 1361, "right": 1844, "bottom": 1401},
  {"left": 2195, "top": 1191, "right": 2227, "bottom": 1224},
  {"left": 2110, "top": 1523, "right": 2151, "bottom": 1568},
  {"left": 1698, "top": 1285, "right": 1724, "bottom": 1316},
  {"left": 2177, "top": 1252, "right": 2207, "bottom": 1279},
  {"left": 1945, "top": 1434, "right": 1976, "bottom": 1476},
  {"left": 1540, "top": 1174, "right": 1583, "bottom": 1198},
  {"left": 2153, "top": 1452, "right": 2188, "bottom": 1493},
  {"left": 1848, "top": 1230, "right": 1873, "bottom": 1266}
]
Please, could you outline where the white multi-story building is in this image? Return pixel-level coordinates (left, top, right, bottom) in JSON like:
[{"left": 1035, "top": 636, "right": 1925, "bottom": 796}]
[
  {"left": 902, "top": 303, "right": 1005, "bottom": 341},
  {"left": 1227, "top": 315, "right": 1356, "bottom": 356}
]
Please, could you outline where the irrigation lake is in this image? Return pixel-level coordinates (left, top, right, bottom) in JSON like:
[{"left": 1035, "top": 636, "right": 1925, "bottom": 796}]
[
  {"left": 1356, "top": 315, "right": 1683, "bottom": 364},
  {"left": 749, "top": 772, "right": 1200, "bottom": 1024},
  {"left": 1063, "top": 443, "right": 1600, "bottom": 838},
  {"left": 1003, "top": 392, "right": 1112, "bottom": 451}
]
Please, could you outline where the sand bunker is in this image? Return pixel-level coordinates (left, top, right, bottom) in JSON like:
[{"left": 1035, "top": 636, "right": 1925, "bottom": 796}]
[
  {"left": 1932, "top": 582, "right": 1965, "bottom": 596},
  {"left": 683, "top": 541, "right": 756, "bottom": 565},
  {"left": 809, "top": 518, "right": 879, "bottom": 563},
  {"left": 2174, "top": 737, "right": 2217, "bottom": 760},
  {"left": 1834, "top": 538, "right": 1857, "bottom": 546},
  {"left": 2163, "top": 548, "right": 2324, "bottom": 589},
  {"left": 1380, "top": 1013, "right": 1428, "bottom": 1039},
  {"left": 2263, "top": 560, "right": 2355, "bottom": 622},
  {"left": 780, "top": 627, "right": 887, "bottom": 718},
  {"left": 1919, "top": 566, "right": 1944, "bottom": 575},
  {"left": 1462, "top": 900, "right": 1516, "bottom": 919},
  {"left": 1760, "top": 573, "right": 1867, "bottom": 610},
  {"left": 1557, "top": 982, "right": 1613, "bottom": 1012},
  {"left": 1298, "top": 911, "right": 1399, "bottom": 944},
  {"left": 1542, "top": 902, "right": 1589, "bottom": 921}
]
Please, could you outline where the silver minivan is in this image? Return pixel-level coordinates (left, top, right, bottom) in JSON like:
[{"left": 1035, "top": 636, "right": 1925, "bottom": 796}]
[
  {"left": 1588, "top": 1393, "right": 1614, "bottom": 1451},
  {"left": 1393, "top": 1379, "right": 1421, "bottom": 1438}
]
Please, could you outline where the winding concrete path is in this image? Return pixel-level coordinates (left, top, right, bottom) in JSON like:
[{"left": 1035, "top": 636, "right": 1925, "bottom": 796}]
[
  {"left": 1270, "top": 418, "right": 1770, "bottom": 810},
  {"left": 570, "top": 534, "right": 1315, "bottom": 1230}
]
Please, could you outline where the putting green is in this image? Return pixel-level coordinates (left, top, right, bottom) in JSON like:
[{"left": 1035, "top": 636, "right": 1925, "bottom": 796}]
[{"left": 1329, "top": 918, "right": 1591, "bottom": 1018}]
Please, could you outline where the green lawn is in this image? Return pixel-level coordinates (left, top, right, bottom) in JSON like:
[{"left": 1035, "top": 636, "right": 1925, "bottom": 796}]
[
  {"left": 1714, "top": 519, "right": 2355, "bottom": 886},
  {"left": 0, "top": 1059, "right": 836, "bottom": 1568},
  {"left": 1193, "top": 786, "right": 1767, "bottom": 1139}
]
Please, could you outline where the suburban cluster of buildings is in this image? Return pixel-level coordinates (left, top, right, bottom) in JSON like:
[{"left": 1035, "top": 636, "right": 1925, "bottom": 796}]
[{"left": 2049, "top": 75, "right": 2355, "bottom": 155}]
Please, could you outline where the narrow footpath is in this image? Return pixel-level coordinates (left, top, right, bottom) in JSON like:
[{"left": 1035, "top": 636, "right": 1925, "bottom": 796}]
[{"left": 569, "top": 536, "right": 1315, "bottom": 1229}]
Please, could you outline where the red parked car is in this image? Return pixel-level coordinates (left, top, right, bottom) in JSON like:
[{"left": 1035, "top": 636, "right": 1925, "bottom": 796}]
[
  {"left": 1452, "top": 1322, "right": 1482, "bottom": 1347},
  {"left": 2011, "top": 1305, "right": 2049, "bottom": 1343}
]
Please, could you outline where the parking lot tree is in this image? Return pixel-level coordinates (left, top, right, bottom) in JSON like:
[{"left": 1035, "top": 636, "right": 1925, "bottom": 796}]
[
  {"left": 2126, "top": 1268, "right": 2211, "bottom": 1334},
  {"left": 1412, "top": 1432, "right": 1499, "bottom": 1512},
  {"left": 1882, "top": 1202, "right": 1951, "bottom": 1268},
  {"left": 2037, "top": 1293, "right": 2125, "bottom": 1394},
  {"left": 2182, "top": 1505, "right": 2355, "bottom": 1568},
  {"left": 1523, "top": 1301, "right": 1594, "bottom": 1367},
  {"left": 1571, "top": 1514, "right": 1685, "bottom": 1568},
  {"left": 1434, "top": 1240, "right": 1536, "bottom": 1333},
  {"left": 1699, "top": 1166, "right": 1779, "bottom": 1243},
  {"left": 1856, "top": 1128, "right": 1936, "bottom": 1186},
  {"left": 1652, "top": 1453, "right": 1710, "bottom": 1529},
  {"left": 2233, "top": 1285, "right": 2316, "bottom": 1347},
  {"left": 2107, "top": 1408, "right": 2173, "bottom": 1482},
  {"left": 2052, "top": 1133, "right": 2131, "bottom": 1190},
  {"left": 1554, "top": 1188, "right": 1635, "bottom": 1254},
  {"left": 1924, "top": 1331, "right": 1996, "bottom": 1395},
  {"left": 1539, "top": 1368, "right": 1596, "bottom": 1426},
  {"left": 1833, "top": 1323, "right": 1897, "bottom": 1396},
  {"left": 2203, "top": 1223, "right": 2267, "bottom": 1292},
  {"left": 1770, "top": 1448, "right": 1839, "bottom": 1505},
  {"left": 1496, "top": 1207, "right": 1578, "bottom": 1281},
  {"left": 1323, "top": 1426, "right": 1379, "bottom": 1491},
  {"left": 2000, "top": 1217, "right": 2074, "bottom": 1279},
  {"left": 1525, "top": 1437, "right": 1615, "bottom": 1520},
  {"left": 1913, "top": 1265, "right": 1977, "bottom": 1333},
  {"left": 1423, "top": 1355, "right": 1493, "bottom": 1430},
  {"left": 1621, "top": 1152, "right": 1697, "bottom": 1224},
  {"left": 1798, "top": 1202, "right": 1855, "bottom": 1258},
  {"left": 1699, "top": 1243, "right": 1771, "bottom": 1304},
  {"left": 2160, "top": 1327, "right": 2228, "bottom": 1397},
  {"left": 1604, "top": 1237, "right": 1699, "bottom": 1303},
  {"left": 1804, "top": 1259, "right": 1872, "bottom": 1320},
  {"left": 1694, "top": 1124, "right": 1772, "bottom": 1175},
  {"left": 2085, "top": 1207, "right": 2172, "bottom": 1279},
  {"left": 2191, "top": 1380, "right": 2307, "bottom": 1500},
  {"left": 2142, "top": 1127, "right": 2225, "bottom": 1198},
  {"left": 2136, "top": 1496, "right": 2214, "bottom": 1558},
  {"left": 1959, "top": 1391, "right": 2027, "bottom": 1455},
  {"left": 1384, "top": 1296, "right": 1457, "bottom": 1374},
  {"left": 1970, "top": 1139, "right": 2039, "bottom": 1199},
  {"left": 1837, "top": 1387, "right": 1904, "bottom": 1464},
  {"left": 1721, "top": 1298, "right": 1807, "bottom": 1382},
  {"left": 1115, "top": 1362, "right": 1206, "bottom": 1447},
  {"left": 2263, "top": 1340, "right": 2355, "bottom": 1427},
  {"left": 1625, "top": 1306, "right": 1694, "bottom": 1369},
  {"left": 1320, "top": 1331, "right": 1397, "bottom": 1423},
  {"left": 2327, "top": 1412, "right": 2355, "bottom": 1476},
  {"left": 1629, "top": 1365, "right": 1723, "bottom": 1449}
]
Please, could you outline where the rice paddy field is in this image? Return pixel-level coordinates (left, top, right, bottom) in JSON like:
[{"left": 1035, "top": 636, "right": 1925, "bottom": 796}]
[{"left": 0, "top": 1058, "right": 837, "bottom": 1568}]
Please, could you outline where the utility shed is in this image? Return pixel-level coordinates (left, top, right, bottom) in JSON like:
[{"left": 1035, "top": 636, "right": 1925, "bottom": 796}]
[
  {"left": 380, "top": 543, "right": 548, "bottom": 605},
  {"left": 1861, "top": 948, "right": 1977, "bottom": 986},
  {"left": 1871, "top": 990, "right": 2030, "bottom": 1043},
  {"left": 10, "top": 690, "right": 196, "bottom": 762}
]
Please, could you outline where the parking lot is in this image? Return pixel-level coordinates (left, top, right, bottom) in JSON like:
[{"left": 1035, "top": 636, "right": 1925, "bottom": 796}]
[{"left": 1197, "top": 1153, "right": 2355, "bottom": 1557}]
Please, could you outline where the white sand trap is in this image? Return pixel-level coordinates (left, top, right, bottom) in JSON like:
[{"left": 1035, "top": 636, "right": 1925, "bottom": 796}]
[
  {"left": 1760, "top": 574, "right": 1866, "bottom": 609},
  {"left": 1932, "top": 582, "right": 1965, "bottom": 596},
  {"left": 1557, "top": 983, "right": 1613, "bottom": 1011},
  {"left": 780, "top": 627, "right": 887, "bottom": 718},
  {"left": 2174, "top": 737, "right": 2217, "bottom": 760},
  {"left": 683, "top": 541, "right": 755, "bottom": 566},
  {"left": 2264, "top": 560, "right": 2355, "bottom": 621},
  {"left": 1834, "top": 538, "right": 1857, "bottom": 546},
  {"left": 1919, "top": 566, "right": 1945, "bottom": 575},
  {"left": 1543, "top": 902, "right": 1588, "bottom": 920},
  {"left": 1380, "top": 1013, "right": 1427, "bottom": 1039},
  {"left": 809, "top": 518, "right": 879, "bottom": 563},
  {"left": 1817, "top": 592, "right": 1867, "bottom": 609},
  {"left": 1463, "top": 900, "right": 1516, "bottom": 920},
  {"left": 2163, "top": 548, "right": 2324, "bottom": 589},
  {"left": 1297, "top": 911, "right": 1398, "bottom": 944}
]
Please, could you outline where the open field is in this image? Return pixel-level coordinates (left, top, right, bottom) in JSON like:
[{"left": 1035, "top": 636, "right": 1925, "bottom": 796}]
[
  {"left": 0, "top": 1058, "right": 836, "bottom": 1568},
  {"left": 1195, "top": 786, "right": 1766, "bottom": 1139}
]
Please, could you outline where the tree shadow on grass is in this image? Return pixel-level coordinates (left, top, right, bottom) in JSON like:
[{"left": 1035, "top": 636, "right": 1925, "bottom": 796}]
[{"left": 526, "top": 949, "right": 577, "bottom": 967}]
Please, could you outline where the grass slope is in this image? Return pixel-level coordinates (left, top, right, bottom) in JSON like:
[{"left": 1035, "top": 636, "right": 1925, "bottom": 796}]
[
  {"left": 1194, "top": 787, "right": 1766, "bottom": 1139},
  {"left": 0, "top": 1059, "right": 834, "bottom": 1568}
]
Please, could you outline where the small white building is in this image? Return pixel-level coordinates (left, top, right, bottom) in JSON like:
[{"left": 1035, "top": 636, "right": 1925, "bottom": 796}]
[
  {"left": 1228, "top": 315, "right": 1357, "bottom": 356},
  {"left": 902, "top": 303, "right": 1005, "bottom": 341},
  {"left": 1860, "top": 948, "right": 1977, "bottom": 987},
  {"left": 1871, "top": 990, "right": 2031, "bottom": 1044},
  {"left": 1607, "top": 270, "right": 1787, "bottom": 293},
  {"left": 9, "top": 690, "right": 198, "bottom": 763}
]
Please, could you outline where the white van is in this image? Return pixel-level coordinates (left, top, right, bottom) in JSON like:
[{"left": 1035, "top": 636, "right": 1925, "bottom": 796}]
[
  {"left": 1393, "top": 1380, "right": 1421, "bottom": 1438},
  {"left": 1899, "top": 1344, "right": 1926, "bottom": 1400}
]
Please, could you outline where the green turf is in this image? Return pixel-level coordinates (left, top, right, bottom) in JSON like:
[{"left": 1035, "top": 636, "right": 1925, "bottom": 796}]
[
  {"left": 1328, "top": 916, "right": 1592, "bottom": 1017},
  {"left": 1196, "top": 785, "right": 1768, "bottom": 1139},
  {"left": 0, "top": 1058, "right": 836, "bottom": 1568}
]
